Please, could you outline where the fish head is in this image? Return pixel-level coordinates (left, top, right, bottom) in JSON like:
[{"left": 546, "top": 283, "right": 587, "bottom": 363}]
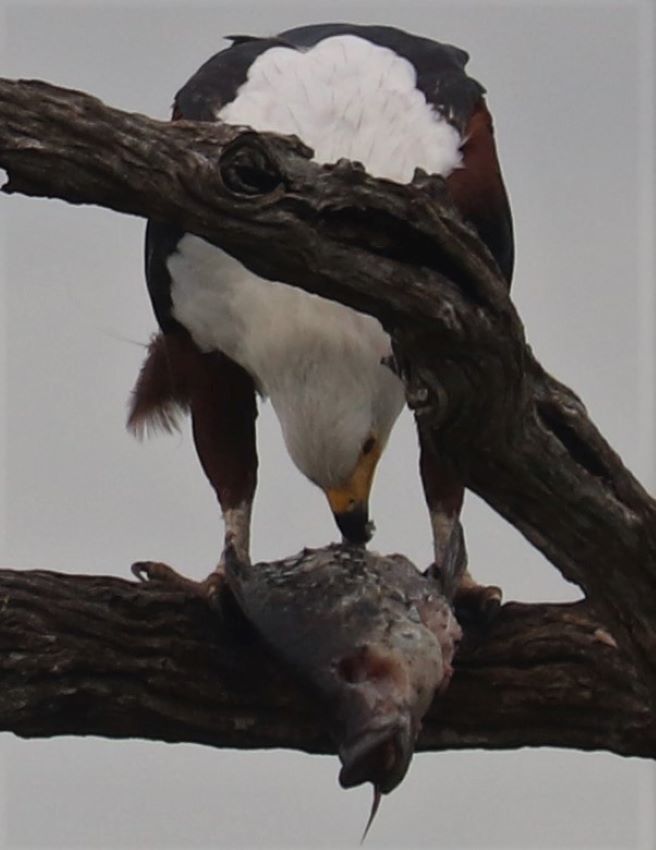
[{"left": 333, "top": 626, "right": 451, "bottom": 794}]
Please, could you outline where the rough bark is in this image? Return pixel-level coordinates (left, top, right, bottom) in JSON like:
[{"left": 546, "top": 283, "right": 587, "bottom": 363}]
[
  {"left": 0, "top": 78, "right": 655, "bottom": 754},
  {"left": 0, "top": 567, "right": 651, "bottom": 757}
]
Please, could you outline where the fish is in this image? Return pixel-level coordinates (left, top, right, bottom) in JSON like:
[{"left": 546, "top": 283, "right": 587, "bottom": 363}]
[{"left": 224, "top": 543, "right": 461, "bottom": 833}]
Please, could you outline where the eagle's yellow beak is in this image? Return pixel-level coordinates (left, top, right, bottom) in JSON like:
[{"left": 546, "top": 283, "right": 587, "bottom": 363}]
[{"left": 326, "top": 440, "right": 382, "bottom": 544}]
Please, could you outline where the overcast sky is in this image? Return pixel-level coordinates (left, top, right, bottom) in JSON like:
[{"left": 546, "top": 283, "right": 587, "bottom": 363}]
[{"left": 0, "top": 1, "right": 654, "bottom": 848}]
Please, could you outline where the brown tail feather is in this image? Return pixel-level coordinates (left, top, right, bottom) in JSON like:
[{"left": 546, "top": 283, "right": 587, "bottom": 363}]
[{"left": 127, "top": 333, "right": 191, "bottom": 438}]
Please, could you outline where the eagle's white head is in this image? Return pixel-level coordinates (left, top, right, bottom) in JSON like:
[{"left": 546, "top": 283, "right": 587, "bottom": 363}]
[{"left": 263, "top": 296, "right": 406, "bottom": 543}]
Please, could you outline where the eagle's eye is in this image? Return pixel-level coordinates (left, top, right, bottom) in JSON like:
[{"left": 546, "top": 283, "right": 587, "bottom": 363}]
[{"left": 362, "top": 436, "right": 376, "bottom": 456}]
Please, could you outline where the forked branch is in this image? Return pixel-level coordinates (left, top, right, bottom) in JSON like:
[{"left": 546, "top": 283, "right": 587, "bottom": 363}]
[{"left": 1, "top": 77, "right": 655, "bottom": 751}]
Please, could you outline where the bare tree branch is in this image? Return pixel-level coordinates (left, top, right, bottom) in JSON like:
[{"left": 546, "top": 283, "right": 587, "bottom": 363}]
[
  {"left": 1, "top": 77, "right": 655, "bottom": 751},
  {"left": 0, "top": 567, "right": 652, "bottom": 757}
]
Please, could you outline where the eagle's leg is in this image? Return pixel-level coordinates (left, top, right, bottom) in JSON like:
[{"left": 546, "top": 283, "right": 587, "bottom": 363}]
[
  {"left": 128, "top": 337, "right": 257, "bottom": 604},
  {"left": 189, "top": 351, "right": 258, "bottom": 573},
  {"left": 418, "top": 433, "right": 501, "bottom": 621}
]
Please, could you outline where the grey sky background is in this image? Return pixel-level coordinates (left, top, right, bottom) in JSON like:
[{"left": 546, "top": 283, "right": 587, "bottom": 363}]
[{"left": 0, "top": 1, "right": 654, "bottom": 847}]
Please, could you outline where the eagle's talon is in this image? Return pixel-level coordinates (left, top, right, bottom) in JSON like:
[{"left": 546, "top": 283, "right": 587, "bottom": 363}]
[
  {"left": 200, "top": 572, "right": 226, "bottom": 608},
  {"left": 131, "top": 560, "right": 181, "bottom": 584},
  {"left": 130, "top": 560, "right": 225, "bottom": 607},
  {"left": 131, "top": 562, "right": 148, "bottom": 583}
]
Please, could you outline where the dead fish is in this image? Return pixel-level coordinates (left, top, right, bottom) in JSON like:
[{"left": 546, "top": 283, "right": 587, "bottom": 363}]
[{"left": 224, "top": 543, "right": 461, "bottom": 824}]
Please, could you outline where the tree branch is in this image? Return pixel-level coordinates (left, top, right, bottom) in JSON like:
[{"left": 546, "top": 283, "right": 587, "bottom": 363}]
[
  {"left": 1, "top": 567, "right": 652, "bottom": 757},
  {"left": 1, "top": 78, "right": 655, "bottom": 751}
]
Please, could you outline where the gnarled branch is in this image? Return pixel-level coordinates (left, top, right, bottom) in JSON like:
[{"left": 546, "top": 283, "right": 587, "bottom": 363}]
[
  {"left": 1, "top": 77, "right": 655, "bottom": 752},
  {"left": 0, "top": 566, "right": 652, "bottom": 757}
]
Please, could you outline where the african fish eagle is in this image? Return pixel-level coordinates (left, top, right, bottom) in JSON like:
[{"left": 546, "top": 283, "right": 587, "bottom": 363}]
[{"left": 129, "top": 23, "right": 514, "bottom": 609}]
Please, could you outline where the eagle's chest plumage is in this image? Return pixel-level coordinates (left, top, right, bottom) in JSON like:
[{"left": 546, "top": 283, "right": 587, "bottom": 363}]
[
  {"left": 168, "top": 234, "right": 392, "bottom": 399},
  {"left": 169, "top": 34, "right": 462, "bottom": 413}
]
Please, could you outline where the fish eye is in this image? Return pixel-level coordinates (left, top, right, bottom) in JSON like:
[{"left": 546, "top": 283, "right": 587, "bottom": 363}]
[{"left": 362, "top": 436, "right": 376, "bottom": 456}]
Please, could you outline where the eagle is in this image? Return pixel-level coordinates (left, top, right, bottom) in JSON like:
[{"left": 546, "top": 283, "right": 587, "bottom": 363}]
[{"left": 128, "top": 23, "right": 514, "bottom": 610}]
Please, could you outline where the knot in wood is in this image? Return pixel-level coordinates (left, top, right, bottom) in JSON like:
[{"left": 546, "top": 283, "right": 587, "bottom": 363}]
[{"left": 219, "top": 135, "right": 283, "bottom": 197}]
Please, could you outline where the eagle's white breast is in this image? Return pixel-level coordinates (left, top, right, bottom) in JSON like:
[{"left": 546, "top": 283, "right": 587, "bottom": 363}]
[{"left": 169, "top": 35, "right": 463, "bottom": 486}]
